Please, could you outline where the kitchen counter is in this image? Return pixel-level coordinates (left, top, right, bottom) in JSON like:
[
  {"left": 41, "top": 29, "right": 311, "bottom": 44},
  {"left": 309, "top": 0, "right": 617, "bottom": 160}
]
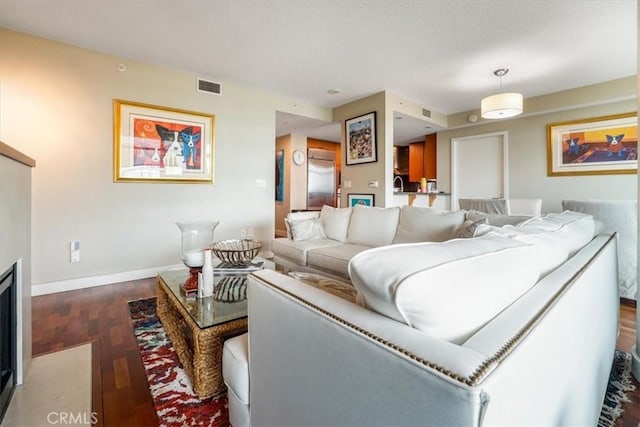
[{"left": 392, "top": 192, "right": 450, "bottom": 208}]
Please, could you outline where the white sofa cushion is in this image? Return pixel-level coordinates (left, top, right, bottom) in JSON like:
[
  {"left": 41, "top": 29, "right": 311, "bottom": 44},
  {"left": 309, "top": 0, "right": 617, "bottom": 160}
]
[
  {"left": 320, "top": 206, "right": 353, "bottom": 242},
  {"left": 348, "top": 234, "right": 539, "bottom": 344},
  {"left": 393, "top": 206, "right": 466, "bottom": 243},
  {"left": 347, "top": 205, "right": 400, "bottom": 247},
  {"left": 222, "top": 333, "right": 249, "bottom": 405},
  {"left": 475, "top": 226, "right": 571, "bottom": 277},
  {"left": 271, "top": 237, "right": 342, "bottom": 266},
  {"left": 307, "top": 243, "right": 371, "bottom": 278},
  {"left": 517, "top": 211, "right": 595, "bottom": 255}
]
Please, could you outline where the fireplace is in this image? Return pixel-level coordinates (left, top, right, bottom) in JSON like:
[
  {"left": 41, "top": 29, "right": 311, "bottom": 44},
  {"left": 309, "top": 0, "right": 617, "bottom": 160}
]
[{"left": 0, "top": 264, "right": 16, "bottom": 421}]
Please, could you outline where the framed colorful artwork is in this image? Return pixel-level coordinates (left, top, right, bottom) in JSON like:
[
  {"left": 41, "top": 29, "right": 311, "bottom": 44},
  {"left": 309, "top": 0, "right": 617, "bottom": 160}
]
[
  {"left": 345, "top": 111, "right": 377, "bottom": 165},
  {"left": 347, "top": 193, "right": 374, "bottom": 207},
  {"left": 113, "top": 99, "right": 215, "bottom": 183},
  {"left": 547, "top": 112, "right": 637, "bottom": 176},
  {"left": 275, "top": 149, "right": 284, "bottom": 202}
]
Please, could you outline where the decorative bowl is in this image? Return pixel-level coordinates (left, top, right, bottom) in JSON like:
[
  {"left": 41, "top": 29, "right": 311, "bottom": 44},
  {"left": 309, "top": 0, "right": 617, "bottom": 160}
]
[{"left": 211, "top": 239, "right": 262, "bottom": 266}]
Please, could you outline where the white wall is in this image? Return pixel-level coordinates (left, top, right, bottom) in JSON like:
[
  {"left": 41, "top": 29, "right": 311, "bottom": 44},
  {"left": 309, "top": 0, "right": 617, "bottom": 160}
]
[
  {"left": 437, "top": 82, "right": 637, "bottom": 213},
  {"left": 0, "top": 29, "right": 330, "bottom": 289}
]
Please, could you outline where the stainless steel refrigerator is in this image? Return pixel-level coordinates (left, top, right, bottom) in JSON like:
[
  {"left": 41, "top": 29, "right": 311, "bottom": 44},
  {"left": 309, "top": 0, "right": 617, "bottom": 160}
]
[{"left": 307, "top": 148, "right": 336, "bottom": 210}]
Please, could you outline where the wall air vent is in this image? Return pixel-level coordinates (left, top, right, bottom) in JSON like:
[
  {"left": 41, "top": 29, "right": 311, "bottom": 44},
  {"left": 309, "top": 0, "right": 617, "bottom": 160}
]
[
  {"left": 197, "top": 78, "right": 221, "bottom": 95},
  {"left": 422, "top": 108, "right": 431, "bottom": 118}
]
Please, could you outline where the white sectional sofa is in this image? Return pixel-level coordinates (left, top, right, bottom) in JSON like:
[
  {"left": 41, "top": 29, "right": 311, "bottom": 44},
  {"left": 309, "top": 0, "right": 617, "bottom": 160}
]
[
  {"left": 272, "top": 204, "right": 530, "bottom": 279},
  {"left": 223, "top": 210, "right": 619, "bottom": 427}
]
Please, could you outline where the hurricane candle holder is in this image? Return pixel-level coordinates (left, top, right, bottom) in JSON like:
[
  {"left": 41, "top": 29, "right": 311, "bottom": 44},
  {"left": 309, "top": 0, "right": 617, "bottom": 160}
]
[{"left": 176, "top": 220, "right": 219, "bottom": 295}]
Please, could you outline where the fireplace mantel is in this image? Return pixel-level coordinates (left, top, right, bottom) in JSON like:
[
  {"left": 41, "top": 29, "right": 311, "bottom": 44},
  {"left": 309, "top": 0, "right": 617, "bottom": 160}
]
[{"left": 0, "top": 141, "right": 34, "bottom": 389}]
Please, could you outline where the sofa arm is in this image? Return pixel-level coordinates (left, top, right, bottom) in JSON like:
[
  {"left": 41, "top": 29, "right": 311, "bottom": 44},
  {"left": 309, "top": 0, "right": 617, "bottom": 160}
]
[{"left": 247, "top": 270, "right": 489, "bottom": 427}]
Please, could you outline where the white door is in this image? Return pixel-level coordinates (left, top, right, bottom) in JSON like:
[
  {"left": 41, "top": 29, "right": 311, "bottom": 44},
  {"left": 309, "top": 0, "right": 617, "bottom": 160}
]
[{"left": 451, "top": 131, "right": 508, "bottom": 210}]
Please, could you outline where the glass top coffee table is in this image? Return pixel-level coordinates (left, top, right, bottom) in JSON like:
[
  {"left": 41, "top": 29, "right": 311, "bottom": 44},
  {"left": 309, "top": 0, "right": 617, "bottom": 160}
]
[{"left": 156, "top": 257, "right": 273, "bottom": 398}]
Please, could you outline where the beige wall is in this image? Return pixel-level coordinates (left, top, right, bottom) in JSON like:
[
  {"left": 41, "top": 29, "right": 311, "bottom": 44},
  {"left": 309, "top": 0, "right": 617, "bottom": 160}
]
[
  {"left": 333, "top": 92, "right": 387, "bottom": 206},
  {"left": 437, "top": 79, "right": 637, "bottom": 212},
  {"left": 0, "top": 29, "right": 331, "bottom": 287}
]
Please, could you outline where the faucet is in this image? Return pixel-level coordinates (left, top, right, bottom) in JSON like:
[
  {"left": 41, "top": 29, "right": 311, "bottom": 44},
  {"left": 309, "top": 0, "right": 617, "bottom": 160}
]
[{"left": 393, "top": 175, "right": 404, "bottom": 193}]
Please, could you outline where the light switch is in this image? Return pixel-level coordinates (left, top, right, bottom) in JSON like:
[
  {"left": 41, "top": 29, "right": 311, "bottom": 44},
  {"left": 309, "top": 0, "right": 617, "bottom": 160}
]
[{"left": 344, "top": 180, "right": 352, "bottom": 188}]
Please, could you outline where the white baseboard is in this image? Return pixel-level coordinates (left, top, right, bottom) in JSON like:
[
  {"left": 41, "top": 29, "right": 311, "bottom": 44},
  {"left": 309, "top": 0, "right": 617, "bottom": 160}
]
[{"left": 31, "top": 263, "right": 183, "bottom": 296}]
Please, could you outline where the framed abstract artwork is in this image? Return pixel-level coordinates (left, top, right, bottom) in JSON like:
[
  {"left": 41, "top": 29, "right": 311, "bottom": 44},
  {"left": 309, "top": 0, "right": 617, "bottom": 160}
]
[
  {"left": 275, "top": 149, "right": 284, "bottom": 201},
  {"left": 347, "top": 193, "right": 374, "bottom": 207},
  {"left": 345, "top": 112, "right": 377, "bottom": 165},
  {"left": 547, "top": 112, "right": 637, "bottom": 176},
  {"left": 113, "top": 99, "right": 216, "bottom": 183}
]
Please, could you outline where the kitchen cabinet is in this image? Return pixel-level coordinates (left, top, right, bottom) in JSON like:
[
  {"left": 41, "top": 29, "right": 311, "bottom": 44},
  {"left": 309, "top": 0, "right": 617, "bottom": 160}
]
[
  {"left": 395, "top": 134, "right": 437, "bottom": 183},
  {"left": 409, "top": 142, "right": 424, "bottom": 182},
  {"left": 393, "top": 146, "right": 409, "bottom": 175}
]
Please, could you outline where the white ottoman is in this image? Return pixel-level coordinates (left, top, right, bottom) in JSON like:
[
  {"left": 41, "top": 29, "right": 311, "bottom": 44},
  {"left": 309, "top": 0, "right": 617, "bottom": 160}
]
[{"left": 222, "top": 333, "right": 250, "bottom": 427}]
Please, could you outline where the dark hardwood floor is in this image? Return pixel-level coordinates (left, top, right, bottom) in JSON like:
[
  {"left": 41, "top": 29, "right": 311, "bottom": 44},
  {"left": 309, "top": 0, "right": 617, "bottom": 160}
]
[{"left": 32, "top": 278, "right": 640, "bottom": 426}]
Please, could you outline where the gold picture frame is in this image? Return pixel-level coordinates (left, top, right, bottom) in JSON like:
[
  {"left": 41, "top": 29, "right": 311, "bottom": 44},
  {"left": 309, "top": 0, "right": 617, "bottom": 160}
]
[
  {"left": 113, "top": 99, "right": 215, "bottom": 183},
  {"left": 547, "top": 112, "right": 637, "bottom": 176}
]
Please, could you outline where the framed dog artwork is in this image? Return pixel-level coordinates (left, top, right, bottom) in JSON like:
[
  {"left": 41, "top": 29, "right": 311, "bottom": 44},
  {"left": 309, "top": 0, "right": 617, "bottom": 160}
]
[
  {"left": 113, "top": 99, "right": 216, "bottom": 183},
  {"left": 547, "top": 112, "right": 637, "bottom": 176}
]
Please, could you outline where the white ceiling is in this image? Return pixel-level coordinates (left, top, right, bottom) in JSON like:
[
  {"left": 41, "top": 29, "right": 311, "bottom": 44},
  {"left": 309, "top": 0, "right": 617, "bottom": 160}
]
[{"left": 1, "top": 1, "right": 636, "bottom": 143}]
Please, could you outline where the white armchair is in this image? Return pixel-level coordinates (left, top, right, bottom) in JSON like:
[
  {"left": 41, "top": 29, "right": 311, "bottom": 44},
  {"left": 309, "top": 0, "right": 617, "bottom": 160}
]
[
  {"left": 562, "top": 199, "right": 637, "bottom": 300},
  {"left": 458, "top": 198, "right": 508, "bottom": 214},
  {"left": 458, "top": 198, "right": 542, "bottom": 216},
  {"left": 506, "top": 198, "right": 542, "bottom": 216}
]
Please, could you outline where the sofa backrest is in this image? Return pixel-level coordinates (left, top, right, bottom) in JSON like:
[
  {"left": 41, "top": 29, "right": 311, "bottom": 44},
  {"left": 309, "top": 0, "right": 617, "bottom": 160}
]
[
  {"left": 319, "top": 205, "right": 353, "bottom": 242},
  {"left": 346, "top": 205, "right": 400, "bottom": 247},
  {"left": 393, "top": 205, "right": 466, "bottom": 244},
  {"left": 474, "top": 210, "right": 596, "bottom": 276}
]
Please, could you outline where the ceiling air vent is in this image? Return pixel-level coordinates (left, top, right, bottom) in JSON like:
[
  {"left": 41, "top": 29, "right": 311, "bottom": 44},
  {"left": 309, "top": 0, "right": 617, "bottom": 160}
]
[
  {"left": 422, "top": 108, "right": 431, "bottom": 118},
  {"left": 197, "top": 78, "right": 221, "bottom": 95}
]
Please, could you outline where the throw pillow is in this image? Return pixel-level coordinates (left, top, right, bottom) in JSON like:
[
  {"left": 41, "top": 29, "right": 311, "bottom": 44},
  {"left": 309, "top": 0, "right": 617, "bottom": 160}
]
[
  {"left": 288, "top": 217, "right": 327, "bottom": 242},
  {"left": 451, "top": 218, "right": 488, "bottom": 239},
  {"left": 285, "top": 211, "right": 321, "bottom": 239},
  {"left": 465, "top": 210, "right": 530, "bottom": 227}
]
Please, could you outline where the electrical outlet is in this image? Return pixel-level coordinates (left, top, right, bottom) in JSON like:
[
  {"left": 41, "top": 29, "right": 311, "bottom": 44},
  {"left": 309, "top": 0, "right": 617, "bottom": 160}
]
[
  {"left": 240, "top": 228, "right": 247, "bottom": 238},
  {"left": 247, "top": 227, "right": 254, "bottom": 238},
  {"left": 70, "top": 241, "right": 80, "bottom": 263}
]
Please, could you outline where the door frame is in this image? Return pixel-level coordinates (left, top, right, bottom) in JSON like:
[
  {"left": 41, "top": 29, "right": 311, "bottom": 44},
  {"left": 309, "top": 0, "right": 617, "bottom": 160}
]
[{"left": 450, "top": 131, "right": 509, "bottom": 210}]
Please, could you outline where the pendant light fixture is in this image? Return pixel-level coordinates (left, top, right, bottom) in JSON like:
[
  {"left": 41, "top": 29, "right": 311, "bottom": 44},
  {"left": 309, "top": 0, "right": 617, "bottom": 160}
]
[{"left": 481, "top": 68, "right": 523, "bottom": 119}]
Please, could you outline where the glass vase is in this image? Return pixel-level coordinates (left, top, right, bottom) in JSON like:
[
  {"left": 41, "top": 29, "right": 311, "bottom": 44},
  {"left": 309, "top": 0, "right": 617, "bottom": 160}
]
[{"left": 176, "top": 221, "right": 219, "bottom": 293}]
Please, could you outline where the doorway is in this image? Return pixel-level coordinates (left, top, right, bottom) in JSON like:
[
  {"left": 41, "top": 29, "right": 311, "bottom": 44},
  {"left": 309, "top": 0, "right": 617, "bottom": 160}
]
[{"left": 450, "top": 131, "right": 509, "bottom": 210}]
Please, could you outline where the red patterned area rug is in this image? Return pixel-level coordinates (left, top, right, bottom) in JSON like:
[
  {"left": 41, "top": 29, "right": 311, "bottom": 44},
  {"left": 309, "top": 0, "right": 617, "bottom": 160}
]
[{"left": 128, "top": 298, "right": 229, "bottom": 427}]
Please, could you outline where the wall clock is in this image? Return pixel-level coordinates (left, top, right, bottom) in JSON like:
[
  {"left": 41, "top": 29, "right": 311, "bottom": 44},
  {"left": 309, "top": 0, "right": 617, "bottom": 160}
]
[{"left": 293, "top": 149, "right": 306, "bottom": 165}]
